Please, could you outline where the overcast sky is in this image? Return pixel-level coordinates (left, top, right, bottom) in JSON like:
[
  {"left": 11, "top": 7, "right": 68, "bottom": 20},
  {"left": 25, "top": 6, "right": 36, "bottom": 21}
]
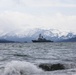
[{"left": 0, "top": 0, "right": 76, "bottom": 33}]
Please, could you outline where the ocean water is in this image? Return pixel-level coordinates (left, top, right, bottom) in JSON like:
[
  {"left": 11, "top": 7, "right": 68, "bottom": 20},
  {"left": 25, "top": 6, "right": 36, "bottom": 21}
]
[{"left": 0, "top": 42, "right": 76, "bottom": 75}]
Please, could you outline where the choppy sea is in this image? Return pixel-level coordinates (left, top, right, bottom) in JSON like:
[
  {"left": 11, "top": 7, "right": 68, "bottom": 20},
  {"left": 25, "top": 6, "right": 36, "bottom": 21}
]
[{"left": 0, "top": 42, "right": 76, "bottom": 75}]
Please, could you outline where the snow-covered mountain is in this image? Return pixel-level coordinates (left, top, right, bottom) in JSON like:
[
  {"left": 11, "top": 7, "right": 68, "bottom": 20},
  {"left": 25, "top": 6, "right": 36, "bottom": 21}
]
[{"left": 0, "top": 28, "right": 76, "bottom": 42}]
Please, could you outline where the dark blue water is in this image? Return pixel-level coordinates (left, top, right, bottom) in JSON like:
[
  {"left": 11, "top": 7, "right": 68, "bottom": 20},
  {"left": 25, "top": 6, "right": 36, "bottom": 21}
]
[{"left": 0, "top": 42, "right": 76, "bottom": 75}]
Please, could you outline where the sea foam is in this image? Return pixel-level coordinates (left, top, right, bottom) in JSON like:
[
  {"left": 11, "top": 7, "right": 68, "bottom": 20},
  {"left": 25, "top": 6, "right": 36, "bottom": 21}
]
[{"left": 3, "top": 61, "right": 42, "bottom": 75}]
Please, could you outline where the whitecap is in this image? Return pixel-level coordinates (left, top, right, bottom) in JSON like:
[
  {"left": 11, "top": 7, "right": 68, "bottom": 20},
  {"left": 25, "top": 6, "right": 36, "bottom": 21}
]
[{"left": 3, "top": 60, "right": 42, "bottom": 75}]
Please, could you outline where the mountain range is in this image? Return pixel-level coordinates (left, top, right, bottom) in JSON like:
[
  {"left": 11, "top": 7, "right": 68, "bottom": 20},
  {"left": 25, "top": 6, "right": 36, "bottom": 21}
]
[{"left": 0, "top": 28, "right": 76, "bottom": 42}]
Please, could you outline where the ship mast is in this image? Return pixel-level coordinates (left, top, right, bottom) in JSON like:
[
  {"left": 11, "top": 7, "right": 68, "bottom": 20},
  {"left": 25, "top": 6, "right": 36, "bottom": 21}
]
[
  {"left": 39, "top": 34, "right": 42, "bottom": 39},
  {"left": 38, "top": 34, "right": 44, "bottom": 40}
]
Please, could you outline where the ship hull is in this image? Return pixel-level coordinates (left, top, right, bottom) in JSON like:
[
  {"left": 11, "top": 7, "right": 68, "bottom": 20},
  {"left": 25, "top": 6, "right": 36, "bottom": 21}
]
[{"left": 32, "top": 40, "right": 53, "bottom": 43}]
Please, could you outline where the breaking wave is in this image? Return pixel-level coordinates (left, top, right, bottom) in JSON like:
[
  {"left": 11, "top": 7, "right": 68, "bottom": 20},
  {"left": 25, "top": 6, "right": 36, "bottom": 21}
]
[
  {"left": 2, "top": 61, "right": 42, "bottom": 75},
  {"left": 2, "top": 61, "right": 76, "bottom": 75}
]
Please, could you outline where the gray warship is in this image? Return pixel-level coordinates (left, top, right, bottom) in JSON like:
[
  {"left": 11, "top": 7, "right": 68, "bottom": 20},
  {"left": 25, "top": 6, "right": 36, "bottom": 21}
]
[{"left": 32, "top": 34, "right": 53, "bottom": 42}]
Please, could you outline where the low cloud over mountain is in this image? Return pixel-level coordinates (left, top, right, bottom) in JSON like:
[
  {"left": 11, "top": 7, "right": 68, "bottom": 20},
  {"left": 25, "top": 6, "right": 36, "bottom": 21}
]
[{"left": 0, "top": 28, "right": 76, "bottom": 42}]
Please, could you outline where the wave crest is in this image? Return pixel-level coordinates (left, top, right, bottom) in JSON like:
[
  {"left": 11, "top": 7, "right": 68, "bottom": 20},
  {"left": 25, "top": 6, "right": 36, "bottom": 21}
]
[{"left": 3, "top": 61, "right": 42, "bottom": 75}]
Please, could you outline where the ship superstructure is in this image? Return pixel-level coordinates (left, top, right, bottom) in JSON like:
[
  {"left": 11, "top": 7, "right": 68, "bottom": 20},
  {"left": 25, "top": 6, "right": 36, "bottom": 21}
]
[{"left": 32, "top": 34, "right": 53, "bottom": 42}]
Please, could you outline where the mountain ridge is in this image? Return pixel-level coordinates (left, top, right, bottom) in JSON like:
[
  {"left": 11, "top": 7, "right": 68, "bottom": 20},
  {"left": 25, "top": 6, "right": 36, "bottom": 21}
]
[{"left": 0, "top": 28, "right": 76, "bottom": 42}]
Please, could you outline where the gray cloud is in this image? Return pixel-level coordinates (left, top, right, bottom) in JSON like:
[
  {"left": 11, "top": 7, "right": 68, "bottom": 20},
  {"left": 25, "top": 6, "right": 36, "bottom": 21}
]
[{"left": 0, "top": 0, "right": 76, "bottom": 33}]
